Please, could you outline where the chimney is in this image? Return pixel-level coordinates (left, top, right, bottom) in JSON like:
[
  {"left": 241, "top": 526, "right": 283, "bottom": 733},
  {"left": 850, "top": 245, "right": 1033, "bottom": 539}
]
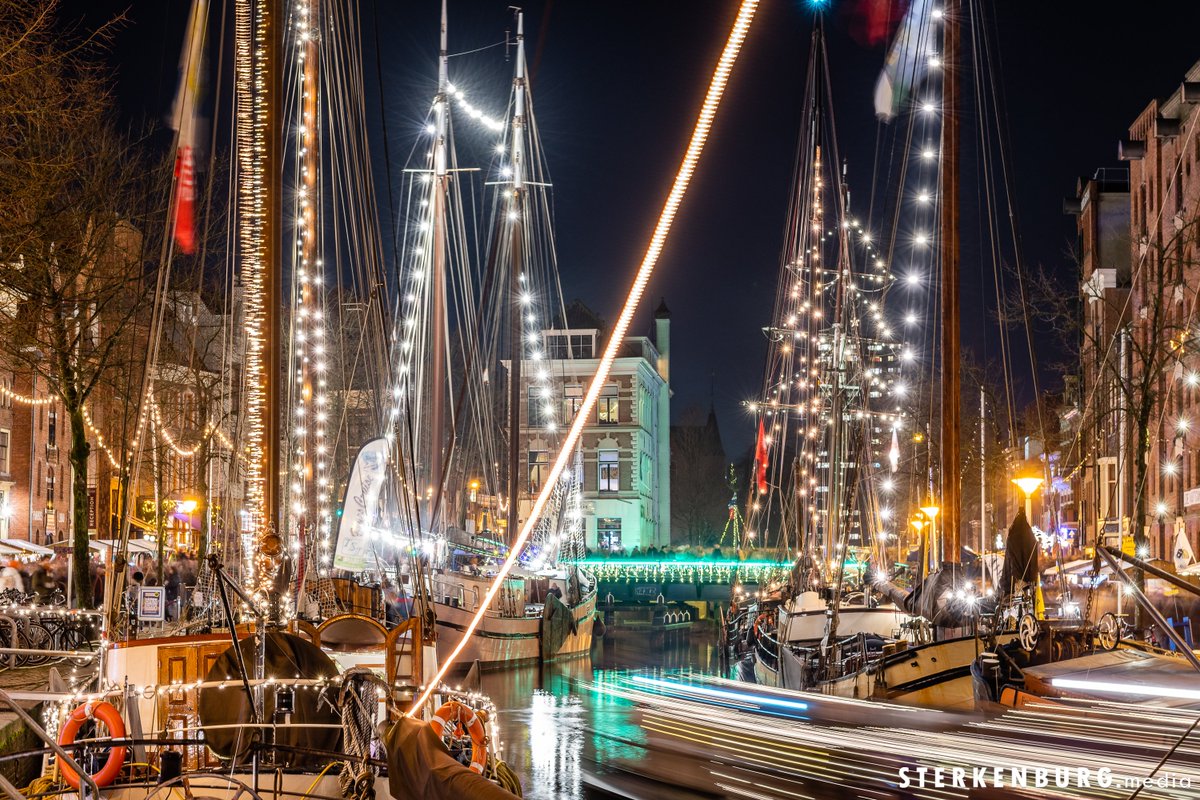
[{"left": 653, "top": 298, "right": 671, "bottom": 384}]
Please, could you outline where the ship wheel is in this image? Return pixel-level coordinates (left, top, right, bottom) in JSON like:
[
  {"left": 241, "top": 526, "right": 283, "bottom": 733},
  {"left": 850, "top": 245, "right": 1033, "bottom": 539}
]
[
  {"left": 137, "top": 773, "right": 264, "bottom": 800},
  {"left": 1097, "top": 612, "right": 1121, "bottom": 651},
  {"left": 1018, "top": 613, "right": 1040, "bottom": 652}
]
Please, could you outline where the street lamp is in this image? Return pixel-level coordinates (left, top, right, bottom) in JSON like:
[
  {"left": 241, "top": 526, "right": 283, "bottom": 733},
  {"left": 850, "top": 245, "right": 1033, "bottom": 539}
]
[
  {"left": 1011, "top": 476, "right": 1043, "bottom": 522},
  {"left": 919, "top": 502, "right": 940, "bottom": 565},
  {"left": 910, "top": 513, "right": 930, "bottom": 577}
]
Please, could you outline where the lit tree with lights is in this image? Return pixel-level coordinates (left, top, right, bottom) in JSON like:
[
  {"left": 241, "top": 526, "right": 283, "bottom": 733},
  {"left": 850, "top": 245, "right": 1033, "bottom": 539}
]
[{"left": 0, "top": 2, "right": 159, "bottom": 605}]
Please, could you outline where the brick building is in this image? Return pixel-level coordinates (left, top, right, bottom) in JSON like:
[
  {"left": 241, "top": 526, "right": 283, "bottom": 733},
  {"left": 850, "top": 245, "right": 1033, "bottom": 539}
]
[
  {"left": 1064, "top": 168, "right": 1132, "bottom": 550},
  {"left": 1120, "top": 60, "right": 1200, "bottom": 558}
]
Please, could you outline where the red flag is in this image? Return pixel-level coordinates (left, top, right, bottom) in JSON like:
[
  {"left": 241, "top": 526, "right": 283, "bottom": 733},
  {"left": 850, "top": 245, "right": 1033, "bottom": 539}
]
[
  {"left": 174, "top": 146, "right": 196, "bottom": 254},
  {"left": 170, "top": 0, "right": 207, "bottom": 255},
  {"left": 846, "top": 0, "right": 908, "bottom": 48},
  {"left": 754, "top": 419, "right": 769, "bottom": 495}
]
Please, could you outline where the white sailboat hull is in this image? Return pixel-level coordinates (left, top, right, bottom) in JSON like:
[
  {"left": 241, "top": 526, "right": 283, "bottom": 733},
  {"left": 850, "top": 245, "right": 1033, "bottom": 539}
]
[
  {"left": 434, "top": 589, "right": 596, "bottom": 668},
  {"left": 778, "top": 604, "right": 912, "bottom": 644}
]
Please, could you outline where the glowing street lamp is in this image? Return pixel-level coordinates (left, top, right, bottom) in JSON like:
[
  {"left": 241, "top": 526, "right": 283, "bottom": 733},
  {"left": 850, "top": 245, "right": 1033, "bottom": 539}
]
[{"left": 1011, "top": 476, "right": 1043, "bottom": 521}]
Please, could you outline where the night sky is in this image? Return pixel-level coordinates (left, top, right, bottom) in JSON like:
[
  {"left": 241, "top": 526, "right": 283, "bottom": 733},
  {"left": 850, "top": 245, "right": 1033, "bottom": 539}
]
[{"left": 61, "top": 0, "right": 1200, "bottom": 456}]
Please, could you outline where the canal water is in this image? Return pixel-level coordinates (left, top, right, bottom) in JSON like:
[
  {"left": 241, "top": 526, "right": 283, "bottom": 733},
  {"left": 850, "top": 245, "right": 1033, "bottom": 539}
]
[{"left": 478, "top": 624, "right": 725, "bottom": 800}]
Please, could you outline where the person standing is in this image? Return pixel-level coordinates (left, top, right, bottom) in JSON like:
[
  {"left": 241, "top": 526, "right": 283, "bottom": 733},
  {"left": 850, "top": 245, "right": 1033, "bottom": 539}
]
[{"left": 0, "top": 560, "right": 24, "bottom": 594}]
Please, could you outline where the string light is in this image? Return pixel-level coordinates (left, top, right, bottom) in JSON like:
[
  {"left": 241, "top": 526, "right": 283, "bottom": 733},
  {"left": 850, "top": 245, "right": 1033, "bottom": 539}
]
[{"left": 409, "top": 0, "right": 761, "bottom": 716}]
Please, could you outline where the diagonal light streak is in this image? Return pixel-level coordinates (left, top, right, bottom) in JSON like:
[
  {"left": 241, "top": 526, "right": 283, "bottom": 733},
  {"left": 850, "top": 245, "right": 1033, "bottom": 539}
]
[{"left": 408, "top": 0, "right": 761, "bottom": 715}]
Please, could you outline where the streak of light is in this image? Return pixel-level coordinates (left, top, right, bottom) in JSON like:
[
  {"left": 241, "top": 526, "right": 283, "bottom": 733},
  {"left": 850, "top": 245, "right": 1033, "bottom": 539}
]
[{"left": 406, "top": 0, "right": 762, "bottom": 715}]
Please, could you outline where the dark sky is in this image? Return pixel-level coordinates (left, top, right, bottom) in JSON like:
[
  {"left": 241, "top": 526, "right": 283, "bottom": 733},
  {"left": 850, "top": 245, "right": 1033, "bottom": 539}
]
[{"left": 63, "top": 0, "right": 1200, "bottom": 456}]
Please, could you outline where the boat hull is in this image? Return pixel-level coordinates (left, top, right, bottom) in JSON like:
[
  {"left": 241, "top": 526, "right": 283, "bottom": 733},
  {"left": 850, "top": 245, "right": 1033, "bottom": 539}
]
[
  {"left": 778, "top": 604, "right": 911, "bottom": 644},
  {"left": 434, "top": 589, "right": 596, "bottom": 669}
]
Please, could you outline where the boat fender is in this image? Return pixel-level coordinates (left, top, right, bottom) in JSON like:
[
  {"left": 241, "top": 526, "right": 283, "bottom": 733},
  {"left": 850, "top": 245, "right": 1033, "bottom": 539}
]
[
  {"left": 429, "top": 700, "right": 488, "bottom": 774},
  {"left": 57, "top": 700, "right": 128, "bottom": 790}
]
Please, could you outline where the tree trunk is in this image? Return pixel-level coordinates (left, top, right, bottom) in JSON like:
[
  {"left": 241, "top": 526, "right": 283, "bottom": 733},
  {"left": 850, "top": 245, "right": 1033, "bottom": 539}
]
[
  {"left": 1132, "top": 418, "right": 1150, "bottom": 630},
  {"left": 68, "top": 407, "right": 92, "bottom": 608},
  {"left": 198, "top": 439, "right": 210, "bottom": 562}
]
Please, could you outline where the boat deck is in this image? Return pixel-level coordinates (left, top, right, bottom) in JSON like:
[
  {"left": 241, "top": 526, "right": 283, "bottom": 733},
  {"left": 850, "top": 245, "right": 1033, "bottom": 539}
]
[{"left": 1023, "top": 648, "right": 1200, "bottom": 708}]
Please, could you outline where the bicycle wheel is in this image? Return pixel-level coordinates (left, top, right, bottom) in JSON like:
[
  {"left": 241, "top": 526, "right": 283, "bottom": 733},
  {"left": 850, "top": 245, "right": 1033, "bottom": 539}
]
[
  {"left": 20, "top": 622, "right": 53, "bottom": 666},
  {"left": 61, "top": 627, "right": 95, "bottom": 667}
]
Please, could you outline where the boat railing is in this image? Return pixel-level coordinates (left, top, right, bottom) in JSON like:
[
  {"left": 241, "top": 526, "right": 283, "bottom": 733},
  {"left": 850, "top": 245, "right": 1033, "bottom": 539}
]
[
  {"left": 432, "top": 578, "right": 481, "bottom": 612},
  {"left": 0, "top": 685, "right": 100, "bottom": 799},
  {"left": 755, "top": 627, "right": 780, "bottom": 672}
]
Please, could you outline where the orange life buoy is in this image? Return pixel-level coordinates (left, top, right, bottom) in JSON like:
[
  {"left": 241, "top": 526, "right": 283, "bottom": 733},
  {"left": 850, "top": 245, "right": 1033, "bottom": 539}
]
[
  {"left": 429, "top": 700, "right": 488, "bottom": 774},
  {"left": 57, "top": 701, "right": 128, "bottom": 790}
]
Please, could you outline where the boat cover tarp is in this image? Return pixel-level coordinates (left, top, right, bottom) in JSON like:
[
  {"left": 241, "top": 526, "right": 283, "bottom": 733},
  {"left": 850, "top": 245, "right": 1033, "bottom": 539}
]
[
  {"left": 383, "top": 716, "right": 519, "bottom": 800},
  {"left": 779, "top": 644, "right": 809, "bottom": 690},
  {"left": 541, "top": 591, "right": 577, "bottom": 658},
  {"left": 883, "top": 566, "right": 971, "bottom": 627},
  {"left": 198, "top": 631, "right": 341, "bottom": 765},
  {"left": 1000, "top": 509, "right": 1039, "bottom": 597}
]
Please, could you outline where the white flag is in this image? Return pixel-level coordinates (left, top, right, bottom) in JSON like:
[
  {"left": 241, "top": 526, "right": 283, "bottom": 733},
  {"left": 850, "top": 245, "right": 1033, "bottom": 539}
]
[
  {"left": 332, "top": 438, "right": 390, "bottom": 572},
  {"left": 1173, "top": 520, "right": 1195, "bottom": 572}
]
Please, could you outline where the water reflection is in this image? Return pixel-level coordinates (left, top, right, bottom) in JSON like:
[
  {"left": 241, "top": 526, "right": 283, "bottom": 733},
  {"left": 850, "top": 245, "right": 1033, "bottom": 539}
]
[{"left": 479, "top": 627, "right": 719, "bottom": 800}]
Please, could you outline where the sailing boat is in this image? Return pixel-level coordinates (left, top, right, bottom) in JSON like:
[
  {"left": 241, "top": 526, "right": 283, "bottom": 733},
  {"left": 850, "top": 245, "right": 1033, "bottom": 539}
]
[
  {"left": 729, "top": 12, "right": 920, "bottom": 696},
  {"left": 733, "top": 0, "right": 1028, "bottom": 707},
  {"left": 39, "top": 2, "right": 528, "bottom": 797},
  {"left": 355, "top": 7, "right": 595, "bottom": 670}
]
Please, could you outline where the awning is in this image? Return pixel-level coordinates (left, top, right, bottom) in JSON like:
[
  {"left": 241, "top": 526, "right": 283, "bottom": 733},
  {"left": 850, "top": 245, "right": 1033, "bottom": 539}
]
[
  {"left": 91, "top": 538, "right": 158, "bottom": 555},
  {"left": 0, "top": 538, "right": 52, "bottom": 556}
]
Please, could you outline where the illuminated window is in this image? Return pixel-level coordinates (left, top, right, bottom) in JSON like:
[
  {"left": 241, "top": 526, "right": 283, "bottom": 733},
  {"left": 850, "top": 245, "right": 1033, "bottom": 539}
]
[
  {"left": 528, "top": 387, "right": 550, "bottom": 426},
  {"left": 47, "top": 409, "right": 57, "bottom": 446},
  {"left": 46, "top": 468, "right": 55, "bottom": 509},
  {"left": 562, "top": 385, "right": 583, "bottom": 420},
  {"left": 598, "top": 384, "right": 619, "bottom": 425},
  {"left": 0, "top": 430, "right": 8, "bottom": 475},
  {"left": 598, "top": 517, "right": 622, "bottom": 551},
  {"left": 598, "top": 450, "right": 619, "bottom": 493},
  {"left": 528, "top": 450, "right": 548, "bottom": 491}
]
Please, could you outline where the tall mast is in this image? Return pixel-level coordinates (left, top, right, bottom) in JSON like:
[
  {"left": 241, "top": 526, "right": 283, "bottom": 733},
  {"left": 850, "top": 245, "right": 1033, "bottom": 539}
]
[
  {"left": 236, "top": 0, "right": 283, "bottom": 576},
  {"left": 980, "top": 386, "right": 987, "bottom": 591},
  {"left": 939, "top": 0, "right": 961, "bottom": 564},
  {"left": 506, "top": 12, "right": 527, "bottom": 548},
  {"left": 428, "top": 0, "right": 450, "bottom": 527}
]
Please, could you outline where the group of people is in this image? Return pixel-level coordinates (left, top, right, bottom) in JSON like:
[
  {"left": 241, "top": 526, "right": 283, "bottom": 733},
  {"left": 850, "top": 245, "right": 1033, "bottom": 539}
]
[
  {"left": 586, "top": 545, "right": 733, "bottom": 561},
  {"left": 0, "top": 550, "right": 204, "bottom": 617},
  {"left": 0, "top": 555, "right": 63, "bottom": 601},
  {"left": 124, "top": 552, "right": 202, "bottom": 621}
]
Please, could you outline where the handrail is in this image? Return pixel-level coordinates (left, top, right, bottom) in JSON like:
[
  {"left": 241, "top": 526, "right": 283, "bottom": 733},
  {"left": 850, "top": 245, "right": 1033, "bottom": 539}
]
[
  {"left": 0, "top": 686, "right": 99, "bottom": 799},
  {"left": 1096, "top": 547, "right": 1200, "bottom": 674}
]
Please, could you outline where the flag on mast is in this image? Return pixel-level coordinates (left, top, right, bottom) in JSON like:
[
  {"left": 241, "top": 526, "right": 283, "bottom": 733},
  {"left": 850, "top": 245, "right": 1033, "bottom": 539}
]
[
  {"left": 873, "top": 0, "right": 933, "bottom": 121},
  {"left": 754, "top": 419, "right": 769, "bottom": 495},
  {"left": 169, "top": 0, "right": 208, "bottom": 255}
]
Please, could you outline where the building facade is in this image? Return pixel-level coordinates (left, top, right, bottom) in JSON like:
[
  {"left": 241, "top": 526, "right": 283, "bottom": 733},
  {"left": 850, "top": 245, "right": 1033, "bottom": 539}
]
[
  {"left": 1065, "top": 168, "right": 1132, "bottom": 550},
  {"left": 1121, "top": 61, "right": 1200, "bottom": 558},
  {"left": 513, "top": 303, "right": 671, "bottom": 552}
]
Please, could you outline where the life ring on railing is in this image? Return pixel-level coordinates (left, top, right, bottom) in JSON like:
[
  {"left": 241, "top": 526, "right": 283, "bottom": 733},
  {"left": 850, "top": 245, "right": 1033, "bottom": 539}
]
[
  {"left": 429, "top": 700, "right": 488, "bottom": 774},
  {"left": 57, "top": 700, "right": 128, "bottom": 790}
]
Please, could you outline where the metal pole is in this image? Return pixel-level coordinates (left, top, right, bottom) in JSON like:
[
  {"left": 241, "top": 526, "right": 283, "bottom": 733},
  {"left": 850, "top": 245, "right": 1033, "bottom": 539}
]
[
  {"left": 1097, "top": 547, "right": 1200, "bottom": 673},
  {"left": 980, "top": 387, "right": 987, "bottom": 592},
  {"left": 210, "top": 556, "right": 259, "bottom": 723},
  {"left": 0, "top": 686, "right": 100, "bottom": 800},
  {"left": 506, "top": 12, "right": 527, "bottom": 550},
  {"left": 428, "top": 0, "right": 450, "bottom": 531},
  {"left": 939, "top": 0, "right": 961, "bottom": 563}
]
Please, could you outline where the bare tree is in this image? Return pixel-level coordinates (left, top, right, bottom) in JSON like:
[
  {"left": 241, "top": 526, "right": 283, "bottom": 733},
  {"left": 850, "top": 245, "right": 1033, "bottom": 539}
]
[
  {"left": 0, "top": 1, "right": 156, "bottom": 604},
  {"left": 1026, "top": 216, "right": 1200, "bottom": 606},
  {"left": 670, "top": 406, "right": 729, "bottom": 547}
]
